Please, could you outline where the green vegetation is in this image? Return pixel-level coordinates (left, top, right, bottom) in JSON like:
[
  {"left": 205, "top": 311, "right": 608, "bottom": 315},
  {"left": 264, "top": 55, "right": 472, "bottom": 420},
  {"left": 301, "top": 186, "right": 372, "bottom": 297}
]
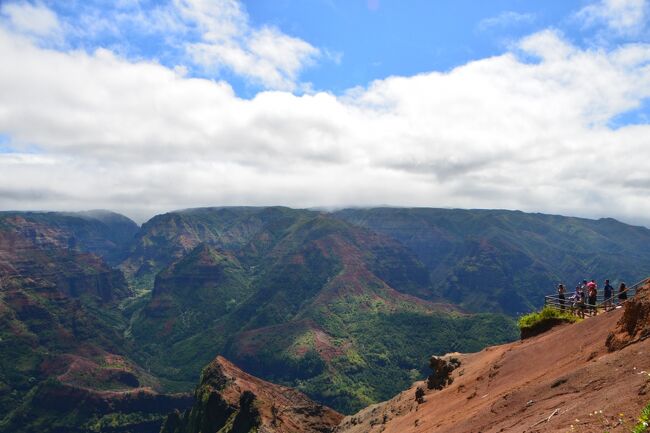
[
  {"left": 230, "top": 292, "right": 517, "bottom": 414},
  {"left": 632, "top": 402, "right": 650, "bottom": 433},
  {"left": 0, "top": 212, "right": 164, "bottom": 432},
  {"left": 336, "top": 208, "right": 650, "bottom": 315},
  {"left": 302, "top": 310, "right": 516, "bottom": 413},
  {"left": 7, "top": 206, "right": 650, "bottom": 429},
  {"left": 0, "top": 379, "right": 177, "bottom": 433},
  {"left": 517, "top": 306, "right": 581, "bottom": 331},
  {"left": 123, "top": 209, "right": 519, "bottom": 413}
]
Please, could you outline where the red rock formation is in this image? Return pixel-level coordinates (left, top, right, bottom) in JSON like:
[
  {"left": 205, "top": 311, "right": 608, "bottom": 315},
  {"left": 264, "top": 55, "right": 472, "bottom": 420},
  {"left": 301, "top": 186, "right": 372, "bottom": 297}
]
[
  {"left": 607, "top": 279, "right": 650, "bottom": 351},
  {"left": 161, "top": 356, "right": 343, "bottom": 433}
]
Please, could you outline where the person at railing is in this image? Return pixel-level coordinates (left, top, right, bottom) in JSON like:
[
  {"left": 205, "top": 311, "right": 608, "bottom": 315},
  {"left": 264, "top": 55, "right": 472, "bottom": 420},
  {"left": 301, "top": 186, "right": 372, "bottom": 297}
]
[
  {"left": 570, "top": 284, "right": 583, "bottom": 317},
  {"left": 574, "top": 288, "right": 586, "bottom": 318},
  {"left": 603, "top": 279, "right": 614, "bottom": 311},
  {"left": 587, "top": 279, "right": 598, "bottom": 316},
  {"left": 578, "top": 281, "right": 586, "bottom": 300},
  {"left": 557, "top": 283, "right": 566, "bottom": 310},
  {"left": 618, "top": 282, "right": 628, "bottom": 305}
]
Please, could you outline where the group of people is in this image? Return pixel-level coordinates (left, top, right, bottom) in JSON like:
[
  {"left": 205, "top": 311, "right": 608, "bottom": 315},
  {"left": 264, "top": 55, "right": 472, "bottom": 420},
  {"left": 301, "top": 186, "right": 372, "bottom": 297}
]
[{"left": 556, "top": 279, "right": 629, "bottom": 318}]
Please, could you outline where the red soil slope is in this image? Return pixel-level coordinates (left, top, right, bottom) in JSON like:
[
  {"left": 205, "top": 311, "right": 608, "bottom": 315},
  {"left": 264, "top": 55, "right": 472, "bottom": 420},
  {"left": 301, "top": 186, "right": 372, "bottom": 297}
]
[
  {"left": 336, "top": 281, "right": 650, "bottom": 433},
  {"left": 208, "top": 356, "right": 344, "bottom": 433}
]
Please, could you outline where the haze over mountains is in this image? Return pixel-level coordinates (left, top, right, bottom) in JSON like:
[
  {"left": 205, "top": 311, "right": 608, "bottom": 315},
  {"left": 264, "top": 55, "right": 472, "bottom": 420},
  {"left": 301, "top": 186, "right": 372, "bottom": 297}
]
[{"left": 2, "top": 206, "right": 650, "bottom": 432}]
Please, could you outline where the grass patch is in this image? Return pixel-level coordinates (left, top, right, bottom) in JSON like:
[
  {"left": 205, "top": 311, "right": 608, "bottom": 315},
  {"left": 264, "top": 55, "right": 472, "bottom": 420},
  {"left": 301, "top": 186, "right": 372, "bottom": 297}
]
[
  {"left": 518, "top": 306, "right": 580, "bottom": 331},
  {"left": 632, "top": 401, "right": 650, "bottom": 433}
]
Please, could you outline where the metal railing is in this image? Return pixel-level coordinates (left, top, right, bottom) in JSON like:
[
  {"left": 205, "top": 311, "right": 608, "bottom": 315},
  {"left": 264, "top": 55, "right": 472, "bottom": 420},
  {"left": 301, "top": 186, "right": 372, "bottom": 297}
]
[{"left": 544, "top": 278, "right": 647, "bottom": 315}]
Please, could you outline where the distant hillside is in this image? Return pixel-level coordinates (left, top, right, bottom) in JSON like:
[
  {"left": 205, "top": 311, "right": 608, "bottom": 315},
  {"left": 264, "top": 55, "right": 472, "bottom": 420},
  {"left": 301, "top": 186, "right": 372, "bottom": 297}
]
[
  {"left": 0, "top": 212, "right": 189, "bottom": 432},
  {"left": 124, "top": 207, "right": 517, "bottom": 413},
  {"left": 0, "top": 210, "right": 139, "bottom": 264},
  {"left": 120, "top": 207, "right": 305, "bottom": 290},
  {"left": 335, "top": 208, "right": 650, "bottom": 314},
  {"left": 6, "top": 206, "right": 650, "bottom": 422}
]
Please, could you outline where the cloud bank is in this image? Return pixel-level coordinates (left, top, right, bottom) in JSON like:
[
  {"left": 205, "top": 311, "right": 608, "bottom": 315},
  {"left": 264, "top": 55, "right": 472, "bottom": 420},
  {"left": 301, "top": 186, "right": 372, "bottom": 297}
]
[
  {"left": 577, "top": 0, "right": 648, "bottom": 35},
  {"left": 175, "top": 0, "right": 320, "bottom": 90},
  {"left": 1, "top": 1, "right": 61, "bottom": 38},
  {"left": 0, "top": 0, "right": 322, "bottom": 91},
  {"left": 0, "top": 1, "right": 650, "bottom": 225}
]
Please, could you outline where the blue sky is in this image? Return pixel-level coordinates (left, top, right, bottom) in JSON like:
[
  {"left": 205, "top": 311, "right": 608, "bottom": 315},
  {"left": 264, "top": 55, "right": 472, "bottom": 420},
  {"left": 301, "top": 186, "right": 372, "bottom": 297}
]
[
  {"left": 248, "top": 0, "right": 579, "bottom": 92},
  {"left": 0, "top": 0, "right": 650, "bottom": 224},
  {"left": 27, "top": 0, "right": 648, "bottom": 97},
  {"left": 24, "top": 0, "right": 649, "bottom": 124}
]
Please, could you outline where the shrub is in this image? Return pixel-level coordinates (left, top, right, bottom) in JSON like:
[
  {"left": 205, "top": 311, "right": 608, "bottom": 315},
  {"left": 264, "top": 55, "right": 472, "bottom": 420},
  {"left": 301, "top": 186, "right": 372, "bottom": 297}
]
[
  {"left": 632, "top": 402, "right": 650, "bottom": 433},
  {"left": 517, "top": 306, "right": 580, "bottom": 331}
]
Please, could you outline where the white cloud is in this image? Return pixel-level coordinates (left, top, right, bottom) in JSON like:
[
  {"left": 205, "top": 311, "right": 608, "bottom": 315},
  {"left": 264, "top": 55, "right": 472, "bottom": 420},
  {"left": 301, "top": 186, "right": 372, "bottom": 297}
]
[
  {"left": 175, "top": 0, "right": 320, "bottom": 91},
  {"left": 478, "top": 11, "right": 535, "bottom": 31},
  {"left": 0, "top": 1, "right": 61, "bottom": 40},
  {"left": 1, "top": 22, "right": 650, "bottom": 225},
  {"left": 0, "top": 0, "right": 322, "bottom": 91},
  {"left": 577, "top": 0, "right": 648, "bottom": 35},
  {"left": 518, "top": 29, "right": 576, "bottom": 61}
]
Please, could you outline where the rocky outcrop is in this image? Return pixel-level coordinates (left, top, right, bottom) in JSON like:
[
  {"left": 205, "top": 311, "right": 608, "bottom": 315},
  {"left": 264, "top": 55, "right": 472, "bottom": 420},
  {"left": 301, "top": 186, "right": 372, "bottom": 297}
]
[
  {"left": 160, "top": 356, "right": 342, "bottom": 433},
  {"left": 426, "top": 355, "right": 460, "bottom": 390},
  {"left": 606, "top": 279, "right": 650, "bottom": 351}
]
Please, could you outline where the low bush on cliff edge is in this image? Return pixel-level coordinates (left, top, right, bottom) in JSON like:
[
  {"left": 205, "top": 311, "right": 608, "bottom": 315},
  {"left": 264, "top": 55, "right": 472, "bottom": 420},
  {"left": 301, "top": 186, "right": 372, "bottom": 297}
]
[{"left": 518, "top": 306, "right": 580, "bottom": 331}]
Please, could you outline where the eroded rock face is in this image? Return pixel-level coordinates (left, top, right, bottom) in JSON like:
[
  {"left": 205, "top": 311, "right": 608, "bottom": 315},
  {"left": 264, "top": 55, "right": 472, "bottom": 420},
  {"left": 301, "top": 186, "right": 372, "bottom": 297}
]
[
  {"left": 606, "top": 280, "right": 650, "bottom": 351},
  {"left": 160, "top": 356, "right": 342, "bottom": 433},
  {"left": 427, "top": 356, "right": 461, "bottom": 390}
]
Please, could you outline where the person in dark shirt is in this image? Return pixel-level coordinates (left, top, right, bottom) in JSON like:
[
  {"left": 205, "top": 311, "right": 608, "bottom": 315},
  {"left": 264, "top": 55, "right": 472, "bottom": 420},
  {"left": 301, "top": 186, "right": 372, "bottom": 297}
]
[
  {"left": 603, "top": 279, "right": 614, "bottom": 311},
  {"left": 557, "top": 283, "right": 566, "bottom": 310}
]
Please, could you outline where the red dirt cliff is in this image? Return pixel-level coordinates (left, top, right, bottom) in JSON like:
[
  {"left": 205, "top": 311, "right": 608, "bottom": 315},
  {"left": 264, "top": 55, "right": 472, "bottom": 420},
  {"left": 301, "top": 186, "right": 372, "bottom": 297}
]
[
  {"left": 161, "top": 356, "right": 343, "bottom": 433},
  {"left": 335, "top": 281, "right": 650, "bottom": 433}
]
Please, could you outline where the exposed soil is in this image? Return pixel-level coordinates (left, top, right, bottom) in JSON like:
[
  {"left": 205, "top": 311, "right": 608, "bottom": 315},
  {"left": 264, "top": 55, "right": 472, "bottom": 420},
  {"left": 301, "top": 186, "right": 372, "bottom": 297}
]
[
  {"left": 607, "top": 279, "right": 650, "bottom": 351},
  {"left": 211, "top": 355, "right": 344, "bottom": 432},
  {"left": 335, "top": 282, "right": 650, "bottom": 433},
  {"left": 42, "top": 353, "right": 148, "bottom": 391}
]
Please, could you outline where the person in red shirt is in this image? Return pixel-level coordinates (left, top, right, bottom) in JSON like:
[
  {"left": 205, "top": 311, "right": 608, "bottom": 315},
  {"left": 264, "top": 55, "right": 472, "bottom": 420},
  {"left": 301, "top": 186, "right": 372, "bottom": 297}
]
[{"left": 587, "top": 279, "right": 598, "bottom": 316}]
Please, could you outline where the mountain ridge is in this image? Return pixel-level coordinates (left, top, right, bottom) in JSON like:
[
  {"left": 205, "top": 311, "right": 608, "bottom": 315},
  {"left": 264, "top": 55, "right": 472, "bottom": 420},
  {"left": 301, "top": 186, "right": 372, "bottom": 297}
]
[
  {"left": 124, "top": 207, "right": 515, "bottom": 413},
  {"left": 3, "top": 206, "right": 650, "bottom": 430}
]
